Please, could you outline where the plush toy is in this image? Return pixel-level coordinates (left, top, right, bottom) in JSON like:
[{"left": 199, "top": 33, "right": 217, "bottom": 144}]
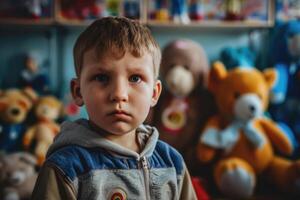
[
  {"left": 269, "top": 20, "right": 300, "bottom": 157},
  {"left": 20, "top": 53, "right": 50, "bottom": 95},
  {"left": 0, "top": 152, "right": 37, "bottom": 200},
  {"left": 220, "top": 46, "right": 256, "bottom": 69},
  {"left": 149, "top": 39, "right": 215, "bottom": 159},
  {"left": 23, "top": 95, "right": 62, "bottom": 166},
  {"left": 0, "top": 88, "right": 37, "bottom": 153},
  {"left": 196, "top": 62, "right": 300, "bottom": 198}
]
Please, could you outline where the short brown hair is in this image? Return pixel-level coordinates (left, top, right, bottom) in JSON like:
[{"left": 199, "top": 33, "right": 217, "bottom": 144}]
[{"left": 73, "top": 17, "right": 161, "bottom": 78}]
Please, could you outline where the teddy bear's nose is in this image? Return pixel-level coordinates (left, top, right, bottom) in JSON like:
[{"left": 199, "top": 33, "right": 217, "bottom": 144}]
[{"left": 10, "top": 108, "right": 20, "bottom": 116}]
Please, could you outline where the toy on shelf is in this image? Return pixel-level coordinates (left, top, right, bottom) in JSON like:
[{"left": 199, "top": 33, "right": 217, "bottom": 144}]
[
  {"left": 171, "top": 0, "right": 190, "bottom": 24},
  {"left": 222, "top": 0, "right": 245, "bottom": 21},
  {"left": 151, "top": 0, "right": 170, "bottom": 21},
  {"left": 123, "top": 0, "right": 140, "bottom": 19},
  {"left": 23, "top": 96, "right": 62, "bottom": 166},
  {"left": 106, "top": 0, "right": 121, "bottom": 16},
  {"left": 0, "top": 0, "right": 52, "bottom": 19},
  {"left": 196, "top": 62, "right": 300, "bottom": 198},
  {"left": 189, "top": 0, "right": 204, "bottom": 21},
  {"left": 0, "top": 88, "right": 37, "bottom": 153},
  {"left": 0, "top": 152, "right": 37, "bottom": 200},
  {"left": 60, "top": 0, "right": 107, "bottom": 20},
  {"left": 20, "top": 53, "right": 50, "bottom": 95},
  {"left": 149, "top": 39, "right": 215, "bottom": 160}
]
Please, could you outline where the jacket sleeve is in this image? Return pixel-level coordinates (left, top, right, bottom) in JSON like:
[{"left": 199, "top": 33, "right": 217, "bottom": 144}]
[
  {"left": 179, "top": 163, "right": 198, "bottom": 200},
  {"left": 31, "top": 162, "right": 77, "bottom": 200}
]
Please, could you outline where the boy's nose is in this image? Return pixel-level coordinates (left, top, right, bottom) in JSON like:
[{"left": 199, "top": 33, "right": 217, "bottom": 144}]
[{"left": 109, "top": 81, "right": 128, "bottom": 102}]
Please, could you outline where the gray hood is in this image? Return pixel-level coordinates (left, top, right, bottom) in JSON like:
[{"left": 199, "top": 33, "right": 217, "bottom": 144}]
[{"left": 46, "top": 119, "right": 159, "bottom": 160}]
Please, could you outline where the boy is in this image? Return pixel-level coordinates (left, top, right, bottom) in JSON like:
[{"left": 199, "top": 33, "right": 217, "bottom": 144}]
[{"left": 31, "top": 17, "right": 197, "bottom": 200}]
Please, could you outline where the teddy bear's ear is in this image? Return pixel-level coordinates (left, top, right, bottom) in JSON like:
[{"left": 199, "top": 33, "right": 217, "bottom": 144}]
[
  {"left": 208, "top": 61, "right": 227, "bottom": 92},
  {"left": 263, "top": 68, "right": 276, "bottom": 89},
  {"left": 22, "top": 87, "right": 38, "bottom": 103}
]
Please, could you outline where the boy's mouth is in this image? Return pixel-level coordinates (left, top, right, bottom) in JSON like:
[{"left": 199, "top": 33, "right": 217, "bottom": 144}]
[{"left": 108, "top": 110, "right": 132, "bottom": 120}]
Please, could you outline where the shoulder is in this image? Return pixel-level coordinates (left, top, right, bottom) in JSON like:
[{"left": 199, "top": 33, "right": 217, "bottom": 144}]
[
  {"left": 152, "top": 140, "right": 185, "bottom": 175},
  {"left": 46, "top": 145, "right": 111, "bottom": 181}
]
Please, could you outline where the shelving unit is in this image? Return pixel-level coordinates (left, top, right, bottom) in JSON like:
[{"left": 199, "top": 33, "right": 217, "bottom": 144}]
[
  {"left": 0, "top": 0, "right": 275, "bottom": 96},
  {"left": 0, "top": 0, "right": 274, "bottom": 28}
]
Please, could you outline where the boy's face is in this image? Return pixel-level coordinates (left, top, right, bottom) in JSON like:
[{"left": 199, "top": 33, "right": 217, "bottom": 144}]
[{"left": 71, "top": 49, "right": 161, "bottom": 136}]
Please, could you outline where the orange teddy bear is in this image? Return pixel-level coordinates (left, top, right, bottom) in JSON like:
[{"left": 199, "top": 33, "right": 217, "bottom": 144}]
[
  {"left": 23, "top": 96, "right": 62, "bottom": 166},
  {"left": 196, "top": 62, "right": 300, "bottom": 198}
]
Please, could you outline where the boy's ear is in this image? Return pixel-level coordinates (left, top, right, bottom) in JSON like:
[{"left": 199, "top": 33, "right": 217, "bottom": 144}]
[
  {"left": 70, "top": 78, "right": 84, "bottom": 106},
  {"left": 151, "top": 80, "right": 162, "bottom": 107}
]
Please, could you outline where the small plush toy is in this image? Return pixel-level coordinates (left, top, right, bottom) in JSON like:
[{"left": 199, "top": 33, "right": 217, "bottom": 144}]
[
  {"left": 23, "top": 95, "right": 62, "bottom": 166},
  {"left": 0, "top": 88, "right": 37, "bottom": 153},
  {"left": 0, "top": 152, "right": 37, "bottom": 200},
  {"left": 149, "top": 39, "right": 215, "bottom": 159},
  {"left": 20, "top": 53, "right": 50, "bottom": 95},
  {"left": 196, "top": 62, "right": 300, "bottom": 198}
]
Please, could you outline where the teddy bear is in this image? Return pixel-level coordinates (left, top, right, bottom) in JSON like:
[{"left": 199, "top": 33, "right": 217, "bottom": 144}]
[
  {"left": 23, "top": 95, "right": 62, "bottom": 166},
  {"left": 148, "top": 39, "right": 216, "bottom": 162},
  {"left": 0, "top": 152, "right": 37, "bottom": 200},
  {"left": 196, "top": 61, "right": 300, "bottom": 198},
  {"left": 0, "top": 88, "right": 37, "bottom": 153}
]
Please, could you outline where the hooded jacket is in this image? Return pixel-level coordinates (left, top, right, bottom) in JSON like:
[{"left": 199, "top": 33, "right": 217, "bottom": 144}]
[{"left": 31, "top": 119, "right": 197, "bottom": 200}]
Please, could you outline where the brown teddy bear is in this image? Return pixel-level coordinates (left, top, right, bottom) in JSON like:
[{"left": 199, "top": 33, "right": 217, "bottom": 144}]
[
  {"left": 148, "top": 39, "right": 216, "bottom": 161},
  {"left": 0, "top": 88, "right": 37, "bottom": 152},
  {"left": 23, "top": 95, "right": 62, "bottom": 166},
  {"left": 196, "top": 62, "right": 300, "bottom": 198},
  {"left": 0, "top": 152, "right": 37, "bottom": 200}
]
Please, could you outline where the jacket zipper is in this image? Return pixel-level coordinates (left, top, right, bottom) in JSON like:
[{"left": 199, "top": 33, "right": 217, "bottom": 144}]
[{"left": 140, "top": 156, "right": 150, "bottom": 200}]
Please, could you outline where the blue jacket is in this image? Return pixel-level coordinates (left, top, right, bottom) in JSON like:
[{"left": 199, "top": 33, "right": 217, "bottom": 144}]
[{"left": 31, "top": 119, "right": 197, "bottom": 200}]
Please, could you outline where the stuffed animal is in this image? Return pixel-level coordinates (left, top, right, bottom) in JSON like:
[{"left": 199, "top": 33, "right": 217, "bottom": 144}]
[
  {"left": 0, "top": 152, "right": 37, "bottom": 200},
  {"left": 0, "top": 88, "right": 37, "bottom": 153},
  {"left": 149, "top": 39, "right": 216, "bottom": 160},
  {"left": 220, "top": 46, "right": 256, "bottom": 69},
  {"left": 20, "top": 53, "right": 50, "bottom": 95},
  {"left": 23, "top": 95, "right": 62, "bottom": 166},
  {"left": 196, "top": 62, "right": 300, "bottom": 198},
  {"left": 269, "top": 20, "right": 300, "bottom": 157}
]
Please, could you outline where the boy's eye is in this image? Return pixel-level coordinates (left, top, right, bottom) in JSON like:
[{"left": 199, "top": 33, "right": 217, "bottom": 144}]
[
  {"left": 95, "top": 74, "right": 109, "bottom": 83},
  {"left": 129, "top": 75, "right": 141, "bottom": 83}
]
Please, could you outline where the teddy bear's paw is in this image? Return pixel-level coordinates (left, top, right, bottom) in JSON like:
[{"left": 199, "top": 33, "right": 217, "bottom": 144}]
[{"left": 217, "top": 166, "right": 255, "bottom": 198}]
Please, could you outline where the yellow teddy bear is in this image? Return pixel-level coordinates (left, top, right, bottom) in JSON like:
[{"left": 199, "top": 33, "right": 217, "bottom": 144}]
[
  {"left": 23, "top": 96, "right": 62, "bottom": 166},
  {"left": 196, "top": 62, "right": 300, "bottom": 198}
]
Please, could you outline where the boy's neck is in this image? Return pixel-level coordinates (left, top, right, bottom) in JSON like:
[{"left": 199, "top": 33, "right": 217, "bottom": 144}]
[{"left": 88, "top": 121, "right": 141, "bottom": 153}]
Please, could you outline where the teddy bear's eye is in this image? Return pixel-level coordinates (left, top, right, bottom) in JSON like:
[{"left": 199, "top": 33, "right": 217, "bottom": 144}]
[{"left": 234, "top": 92, "right": 240, "bottom": 99}]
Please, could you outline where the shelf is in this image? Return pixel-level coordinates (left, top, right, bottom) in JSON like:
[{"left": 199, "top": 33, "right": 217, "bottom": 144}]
[
  {"left": 0, "top": 18, "right": 55, "bottom": 26},
  {"left": 0, "top": 0, "right": 275, "bottom": 29},
  {"left": 147, "top": 20, "right": 274, "bottom": 29}
]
